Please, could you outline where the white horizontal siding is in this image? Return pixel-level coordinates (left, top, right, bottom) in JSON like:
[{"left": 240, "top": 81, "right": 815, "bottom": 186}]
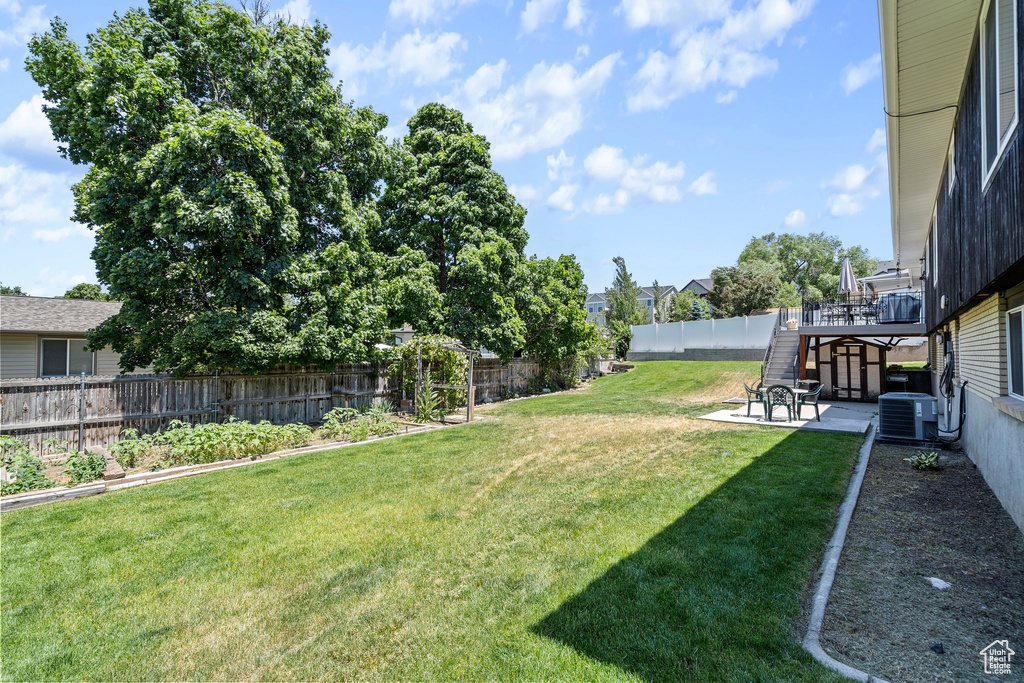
[
  {"left": 958, "top": 294, "right": 1007, "bottom": 400},
  {"left": 0, "top": 334, "right": 37, "bottom": 379}
]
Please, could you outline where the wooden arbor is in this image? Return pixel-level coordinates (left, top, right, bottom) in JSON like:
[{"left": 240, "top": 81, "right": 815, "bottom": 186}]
[{"left": 414, "top": 342, "right": 479, "bottom": 423}]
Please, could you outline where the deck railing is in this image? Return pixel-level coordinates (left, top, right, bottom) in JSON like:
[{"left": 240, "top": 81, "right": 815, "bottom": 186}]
[{"left": 799, "top": 291, "right": 923, "bottom": 327}]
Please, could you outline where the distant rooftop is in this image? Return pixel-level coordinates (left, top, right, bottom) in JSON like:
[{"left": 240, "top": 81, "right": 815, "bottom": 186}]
[{"left": 0, "top": 295, "right": 122, "bottom": 335}]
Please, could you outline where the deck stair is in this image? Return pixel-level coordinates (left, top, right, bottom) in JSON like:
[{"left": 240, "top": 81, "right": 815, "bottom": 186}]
[{"left": 762, "top": 328, "right": 801, "bottom": 386}]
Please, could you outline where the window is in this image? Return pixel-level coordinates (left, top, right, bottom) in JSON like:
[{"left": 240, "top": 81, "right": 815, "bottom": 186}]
[
  {"left": 947, "top": 130, "right": 956, "bottom": 194},
  {"left": 981, "top": 0, "right": 1018, "bottom": 182},
  {"left": 40, "top": 339, "right": 94, "bottom": 377},
  {"left": 924, "top": 230, "right": 932, "bottom": 281},
  {"left": 598, "top": 304, "right": 603, "bottom": 312},
  {"left": 1009, "top": 305, "right": 1024, "bottom": 399}
]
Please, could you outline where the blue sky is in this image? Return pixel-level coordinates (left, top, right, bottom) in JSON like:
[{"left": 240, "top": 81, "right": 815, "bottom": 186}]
[{"left": 0, "top": 0, "right": 890, "bottom": 296}]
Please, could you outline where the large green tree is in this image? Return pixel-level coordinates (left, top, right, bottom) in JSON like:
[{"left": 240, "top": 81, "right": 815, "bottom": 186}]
[
  {"left": 377, "top": 104, "right": 529, "bottom": 360},
  {"left": 518, "top": 254, "right": 599, "bottom": 383},
  {"left": 707, "top": 266, "right": 783, "bottom": 318},
  {"left": 0, "top": 285, "right": 27, "bottom": 296},
  {"left": 27, "top": 0, "right": 405, "bottom": 374},
  {"left": 737, "top": 232, "right": 877, "bottom": 301},
  {"left": 604, "top": 256, "right": 647, "bottom": 357},
  {"left": 61, "top": 283, "right": 112, "bottom": 301}
]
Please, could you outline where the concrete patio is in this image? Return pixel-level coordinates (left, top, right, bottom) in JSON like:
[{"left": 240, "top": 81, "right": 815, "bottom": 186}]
[{"left": 699, "top": 400, "right": 876, "bottom": 434}]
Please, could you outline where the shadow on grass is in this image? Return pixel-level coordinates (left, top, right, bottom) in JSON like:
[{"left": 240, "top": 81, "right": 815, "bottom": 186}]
[{"left": 532, "top": 430, "right": 856, "bottom": 682}]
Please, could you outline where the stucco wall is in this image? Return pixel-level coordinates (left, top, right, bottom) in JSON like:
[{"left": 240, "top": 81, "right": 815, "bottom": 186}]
[{"left": 958, "top": 388, "right": 1024, "bottom": 532}]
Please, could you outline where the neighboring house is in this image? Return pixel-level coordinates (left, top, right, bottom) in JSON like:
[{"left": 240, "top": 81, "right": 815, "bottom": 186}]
[
  {"left": 585, "top": 292, "right": 609, "bottom": 327},
  {"left": 879, "top": 0, "right": 1024, "bottom": 530},
  {"left": 681, "top": 278, "right": 714, "bottom": 297},
  {"left": 390, "top": 323, "right": 415, "bottom": 346},
  {"left": 587, "top": 285, "right": 678, "bottom": 327},
  {"left": 0, "top": 296, "right": 151, "bottom": 379}
]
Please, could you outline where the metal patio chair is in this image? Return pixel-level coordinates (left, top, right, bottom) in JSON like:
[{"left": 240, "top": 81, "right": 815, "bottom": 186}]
[
  {"left": 796, "top": 383, "right": 824, "bottom": 422},
  {"left": 742, "top": 381, "right": 764, "bottom": 417},
  {"left": 763, "top": 384, "right": 796, "bottom": 422}
]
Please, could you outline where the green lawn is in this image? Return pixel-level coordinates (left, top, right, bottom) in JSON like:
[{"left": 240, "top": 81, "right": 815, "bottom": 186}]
[{"left": 1, "top": 362, "right": 858, "bottom": 681}]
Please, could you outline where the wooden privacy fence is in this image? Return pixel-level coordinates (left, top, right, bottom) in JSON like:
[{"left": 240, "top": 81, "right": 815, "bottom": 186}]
[{"left": 0, "top": 358, "right": 546, "bottom": 452}]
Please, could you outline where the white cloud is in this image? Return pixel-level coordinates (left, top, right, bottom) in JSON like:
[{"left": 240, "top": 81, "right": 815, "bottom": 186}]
[
  {"left": 626, "top": 0, "right": 814, "bottom": 112},
  {"left": 565, "top": 0, "right": 586, "bottom": 29},
  {"left": 575, "top": 44, "right": 590, "bottom": 59},
  {"left": 578, "top": 144, "right": 687, "bottom": 212},
  {"left": 461, "top": 59, "right": 506, "bottom": 101},
  {"left": 271, "top": 0, "right": 311, "bottom": 24},
  {"left": 521, "top": 0, "right": 586, "bottom": 32},
  {"left": 0, "top": 163, "right": 78, "bottom": 226},
  {"left": 618, "top": 0, "right": 730, "bottom": 32},
  {"left": 841, "top": 53, "right": 880, "bottom": 95},
  {"left": 824, "top": 162, "right": 883, "bottom": 216},
  {"left": 583, "top": 189, "right": 630, "bottom": 215},
  {"left": 0, "top": 58, "right": 9, "bottom": 71},
  {"left": 388, "top": 0, "right": 476, "bottom": 22},
  {"left": 583, "top": 144, "right": 628, "bottom": 180},
  {"left": 447, "top": 53, "right": 619, "bottom": 160},
  {"left": 688, "top": 170, "right": 717, "bottom": 195},
  {"left": 866, "top": 127, "right": 886, "bottom": 152},
  {"left": 32, "top": 224, "right": 92, "bottom": 242},
  {"left": 0, "top": 94, "right": 62, "bottom": 165},
  {"left": 331, "top": 30, "right": 467, "bottom": 98},
  {"left": 26, "top": 267, "right": 95, "bottom": 297},
  {"left": 2, "top": 227, "right": 14, "bottom": 243},
  {"left": 0, "top": 0, "right": 48, "bottom": 48},
  {"left": 715, "top": 90, "right": 737, "bottom": 104},
  {"left": 547, "top": 183, "right": 579, "bottom": 211},
  {"left": 546, "top": 149, "right": 575, "bottom": 180},
  {"left": 522, "top": 0, "right": 561, "bottom": 32},
  {"left": 784, "top": 208, "right": 807, "bottom": 227},
  {"left": 508, "top": 183, "right": 538, "bottom": 203}
]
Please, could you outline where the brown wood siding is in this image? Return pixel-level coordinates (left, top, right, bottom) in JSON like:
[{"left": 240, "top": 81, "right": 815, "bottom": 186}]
[
  {"left": 958, "top": 294, "right": 1008, "bottom": 400},
  {"left": 929, "top": 3, "right": 1024, "bottom": 332}
]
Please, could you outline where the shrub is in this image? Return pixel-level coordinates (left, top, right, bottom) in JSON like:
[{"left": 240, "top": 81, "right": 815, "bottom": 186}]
[
  {"left": 64, "top": 449, "right": 107, "bottom": 484},
  {"left": 110, "top": 428, "right": 147, "bottom": 469},
  {"left": 903, "top": 451, "right": 941, "bottom": 470},
  {"left": 1, "top": 436, "right": 54, "bottom": 495},
  {"left": 413, "top": 386, "right": 443, "bottom": 423},
  {"left": 319, "top": 406, "right": 400, "bottom": 439}
]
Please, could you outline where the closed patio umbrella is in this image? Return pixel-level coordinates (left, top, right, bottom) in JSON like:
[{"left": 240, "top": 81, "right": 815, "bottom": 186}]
[{"left": 838, "top": 256, "right": 858, "bottom": 295}]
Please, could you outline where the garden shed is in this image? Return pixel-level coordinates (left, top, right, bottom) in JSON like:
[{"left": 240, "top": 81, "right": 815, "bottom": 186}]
[{"left": 811, "top": 337, "right": 887, "bottom": 402}]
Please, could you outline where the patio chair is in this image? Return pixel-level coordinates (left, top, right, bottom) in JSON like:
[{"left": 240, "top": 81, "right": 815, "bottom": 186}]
[
  {"left": 763, "top": 384, "right": 795, "bottom": 422},
  {"left": 796, "top": 383, "right": 824, "bottom": 422},
  {"left": 742, "top": 381, "right": 764, "bottom": 417}
]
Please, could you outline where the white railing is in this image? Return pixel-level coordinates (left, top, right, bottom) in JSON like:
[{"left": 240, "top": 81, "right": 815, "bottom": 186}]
[{"left": 629, "top": 314, "right": 776, "bottom": 353}]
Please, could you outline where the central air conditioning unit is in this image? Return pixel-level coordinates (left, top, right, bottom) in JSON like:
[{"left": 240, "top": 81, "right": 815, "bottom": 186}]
[{"left": 878, "top": 392, "right": 939, "bottom": 442}]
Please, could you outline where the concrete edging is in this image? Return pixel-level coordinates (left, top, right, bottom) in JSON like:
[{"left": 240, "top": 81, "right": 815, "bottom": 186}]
[{"left": 802, "top": 424, "right": 890, "bottom": 683}]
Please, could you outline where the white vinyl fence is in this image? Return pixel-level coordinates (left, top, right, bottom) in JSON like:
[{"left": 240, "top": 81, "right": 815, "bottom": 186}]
[{"left": 629, "top": 314, "right": 776, "bottom": 353}]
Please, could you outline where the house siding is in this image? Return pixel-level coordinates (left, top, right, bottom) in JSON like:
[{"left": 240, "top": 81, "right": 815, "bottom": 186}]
[
  {"left": 928, "top": 1, "right": 1024, "bottom": 332},
  {"left": 0, "top": 334, "right": 38, "bottom": 379},
  {"left": 958, "top": 293, "right": 1008, "bottom": 400},
  {"left": 0, "top": 333, "right": 151, "bottom": 378}
]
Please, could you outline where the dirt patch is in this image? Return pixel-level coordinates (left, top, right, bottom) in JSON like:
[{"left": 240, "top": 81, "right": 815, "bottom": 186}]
[
  {"left": 660, "top": 369, "right": 761, "bottom": 406},
  {"left": 818, "top": 442, "right": 1024, "bottom": 681}
]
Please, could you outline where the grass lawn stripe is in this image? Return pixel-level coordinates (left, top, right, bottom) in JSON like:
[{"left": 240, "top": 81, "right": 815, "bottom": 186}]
[{"left": 2, "top": 362, "right": 855, "bottom": 681}]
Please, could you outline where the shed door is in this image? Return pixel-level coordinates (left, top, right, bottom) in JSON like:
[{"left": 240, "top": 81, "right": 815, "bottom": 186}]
[{"left": 831, "top": 344, "right": 867, "bottom": 401}]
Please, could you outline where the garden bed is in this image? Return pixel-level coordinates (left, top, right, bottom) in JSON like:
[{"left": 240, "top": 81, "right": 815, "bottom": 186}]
[
  {"left": 0, "top": 418, "right": 453, "bottom": 512},
  {"left": 819, "top": 443, "right": 1024, "bottom": 681}
]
